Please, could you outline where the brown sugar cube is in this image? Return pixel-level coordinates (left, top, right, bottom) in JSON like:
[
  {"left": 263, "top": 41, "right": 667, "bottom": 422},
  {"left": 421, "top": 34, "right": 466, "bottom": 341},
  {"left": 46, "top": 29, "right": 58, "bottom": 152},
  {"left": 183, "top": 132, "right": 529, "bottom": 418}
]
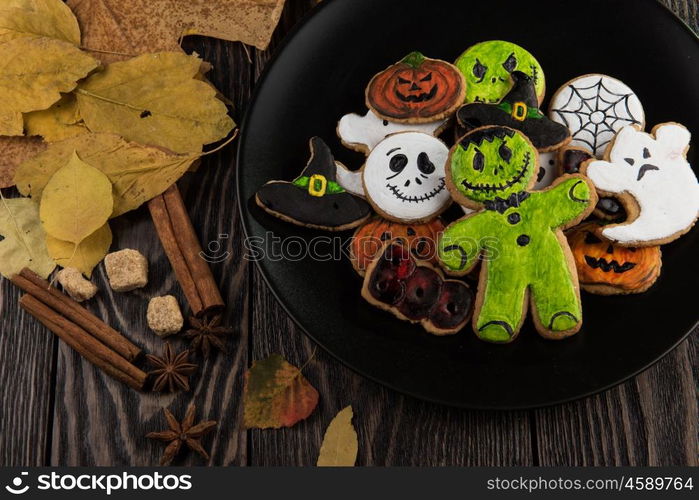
[
  {"left": 104, "top": 249, "right": 148, "bottom": 292},
  {"left": 147, "top": 295, "right": 184, "bottom": 337},
  {"left": 56, "top": 267, "right": 98, "bottom": 302}
]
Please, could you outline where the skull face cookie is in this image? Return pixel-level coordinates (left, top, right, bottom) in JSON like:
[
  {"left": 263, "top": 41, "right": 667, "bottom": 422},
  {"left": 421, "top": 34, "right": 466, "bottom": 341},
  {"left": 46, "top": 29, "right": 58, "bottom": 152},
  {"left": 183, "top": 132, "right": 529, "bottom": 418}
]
[
  {"left": 583, "top": 123, "right": 699, "bottom": 246},
  {"left": 337, "top": 132, "right": 452, "bottom": 223}
]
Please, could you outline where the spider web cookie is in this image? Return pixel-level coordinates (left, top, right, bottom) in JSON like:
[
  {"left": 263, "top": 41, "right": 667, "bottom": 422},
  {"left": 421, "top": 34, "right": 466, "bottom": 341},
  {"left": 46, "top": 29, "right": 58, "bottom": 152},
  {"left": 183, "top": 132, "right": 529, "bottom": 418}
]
[{"left": 549, "top": 74, "right": 645, "bottom": 157}]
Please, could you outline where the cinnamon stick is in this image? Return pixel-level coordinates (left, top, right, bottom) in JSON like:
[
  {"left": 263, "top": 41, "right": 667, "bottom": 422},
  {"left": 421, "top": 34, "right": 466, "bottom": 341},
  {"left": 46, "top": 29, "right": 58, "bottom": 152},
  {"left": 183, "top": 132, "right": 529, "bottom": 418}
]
[
  {"left": 11, "top": 269, "right": 141, "bottom": 361},
  {"left": 20, "top": 295, "right": 147, "bottom": 391},
  {"left": 149, "top": 183, "right": 224, "bottom": 317}
]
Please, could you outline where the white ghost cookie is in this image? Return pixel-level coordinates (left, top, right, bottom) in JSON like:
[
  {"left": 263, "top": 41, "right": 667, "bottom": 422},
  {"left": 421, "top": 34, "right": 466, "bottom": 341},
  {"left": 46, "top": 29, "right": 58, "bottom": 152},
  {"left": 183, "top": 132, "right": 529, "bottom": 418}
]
[
  {"left": 582, "top": 123, "right": 699, "bottom": 246},
  {"left": 337, "top": 109, "right": 447, "bottom": 154},
  {"left": 535, "top": 151, "right": 559, "bottom": 189},
  {"left": 337, "top": 132, "right": 452, "bottom": 223},
  {"left": 549, "top": 74, "right": 645, "bottom": 157}
]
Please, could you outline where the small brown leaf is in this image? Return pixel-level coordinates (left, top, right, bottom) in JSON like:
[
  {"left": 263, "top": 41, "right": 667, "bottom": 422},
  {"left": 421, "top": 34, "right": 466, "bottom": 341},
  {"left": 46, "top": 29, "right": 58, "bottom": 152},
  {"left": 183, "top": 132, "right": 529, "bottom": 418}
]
[
  {"left": 0, "top": 136, "right": 47, "bottom": 189},
  {"left": 243, "top": 353, "right": 319, "bottom": 429}
]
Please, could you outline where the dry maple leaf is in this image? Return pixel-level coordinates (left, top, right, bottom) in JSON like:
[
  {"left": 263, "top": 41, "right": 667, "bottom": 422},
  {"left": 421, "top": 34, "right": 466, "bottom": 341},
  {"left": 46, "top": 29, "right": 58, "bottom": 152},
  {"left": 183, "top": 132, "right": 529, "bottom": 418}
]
[
  {"left": 146, "top": 342, "right": 198, "bottom": 393},
  {"left": 243, "top": 353, "right": 319, "bottom": 429},
  {"left": 146, "top": 404, "right": 217, "bottom": 466},
  {"left": 68, "top": 0, "right": 287, "bottom": 63}
]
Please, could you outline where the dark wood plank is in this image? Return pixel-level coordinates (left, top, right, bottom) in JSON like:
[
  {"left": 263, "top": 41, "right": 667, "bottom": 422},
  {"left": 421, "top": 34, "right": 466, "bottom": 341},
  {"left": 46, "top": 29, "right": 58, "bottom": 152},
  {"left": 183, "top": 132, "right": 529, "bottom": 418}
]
[
  {"left": 49, "top": 38, "right": 252, "bottom": 466},
  {"left": 0, "top": 260, "right": 56, "bottom": 466}
]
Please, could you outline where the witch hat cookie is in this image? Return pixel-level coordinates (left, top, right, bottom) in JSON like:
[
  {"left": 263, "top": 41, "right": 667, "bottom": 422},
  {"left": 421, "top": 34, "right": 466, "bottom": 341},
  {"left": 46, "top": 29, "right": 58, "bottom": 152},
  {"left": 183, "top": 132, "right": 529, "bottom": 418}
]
[
  {"left": 457, "top": 71, "right": 571, "bottom": 151},
  {"left": 256, "top": 137, "right": 372, "bottom": 231}
]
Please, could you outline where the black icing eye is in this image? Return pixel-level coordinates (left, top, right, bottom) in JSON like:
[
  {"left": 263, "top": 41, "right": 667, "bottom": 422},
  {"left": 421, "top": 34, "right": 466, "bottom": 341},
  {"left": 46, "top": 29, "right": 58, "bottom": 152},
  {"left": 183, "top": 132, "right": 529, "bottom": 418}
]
[
  {"left": 473, "top": 59, "right": 487, "bottom": 81},
  {"left": 397, "top": 76, "right": 410, "bottom": 85},
  {"left": 420, "top": 72, "right": 432, "bottom": 82},
  {"left": 643, "top": 147, "right": 651, "bottom": 159},
  {"left": 473, "top": 150, "right": 484, "bottom": 171},
  {"left": 382, "top": 120, "right": 389, "bottom": 126},
  {"left": 417, "top": 152, "right": 435, "bottom": 174},
  {"left": 499, "top": 143, "right": 512, "bottom": 163},
  {"left": 548, "top": 159, "right": 555, "bottom": 166},
  {"left": 502, "top": 53, "right": 517, "bottom": 73},
  {"left": 389, "top": 154, "right": 409, "bottom": 173},
  {"left": 584, "top": 232, "right": 602, "bottom": 244}
]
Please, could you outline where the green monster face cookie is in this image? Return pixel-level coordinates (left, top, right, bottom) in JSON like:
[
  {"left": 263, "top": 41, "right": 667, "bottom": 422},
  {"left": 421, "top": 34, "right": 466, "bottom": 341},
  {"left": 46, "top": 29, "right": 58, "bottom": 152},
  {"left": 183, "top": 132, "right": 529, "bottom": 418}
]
[
  {"left": 455, "top": 41, "right": 545, "bottom": 104},
  {"left": 450, "top": 126, "right": 537, "bottom": 204}
]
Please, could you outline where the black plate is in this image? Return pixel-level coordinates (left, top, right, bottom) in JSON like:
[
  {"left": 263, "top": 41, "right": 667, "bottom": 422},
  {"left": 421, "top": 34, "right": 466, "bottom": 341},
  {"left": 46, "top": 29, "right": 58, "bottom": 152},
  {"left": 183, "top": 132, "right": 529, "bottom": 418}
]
[{"left": 237, "top": 0, "right": 699, "bottom": 409}]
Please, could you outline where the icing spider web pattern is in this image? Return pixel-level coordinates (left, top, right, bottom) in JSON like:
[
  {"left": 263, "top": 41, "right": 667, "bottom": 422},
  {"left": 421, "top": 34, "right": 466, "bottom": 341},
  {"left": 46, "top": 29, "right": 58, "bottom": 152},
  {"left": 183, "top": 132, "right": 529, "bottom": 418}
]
[{"left": 551, "top": 77, "right": 644, "bottom": 156}]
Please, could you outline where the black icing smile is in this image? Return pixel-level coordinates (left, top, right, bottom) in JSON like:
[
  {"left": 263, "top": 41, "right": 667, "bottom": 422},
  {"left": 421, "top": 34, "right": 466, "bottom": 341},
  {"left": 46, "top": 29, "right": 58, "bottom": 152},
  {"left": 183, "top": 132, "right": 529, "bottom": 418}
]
[
  {"left": 396, "top": 85, "right": 438, "bottom": 103},
  {"left": 386, "top": 177, "right": 446, "bottom": 203},
  {"left": 584, "top": 256, "right": 636, "bottom": 274},
  {"left": 461, "top": 152, "right": 531, "bottom": 193}
]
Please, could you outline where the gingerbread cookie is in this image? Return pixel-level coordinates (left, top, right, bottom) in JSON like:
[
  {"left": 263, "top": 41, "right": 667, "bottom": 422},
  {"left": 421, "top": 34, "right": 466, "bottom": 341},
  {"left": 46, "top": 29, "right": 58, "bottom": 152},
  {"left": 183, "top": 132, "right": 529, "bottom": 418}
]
[
  {"left": 365, "top": 51, "right": 466, "bottom": 124},
  {"left": 337, "top": 109, "right": 447, "bottom": 154},
  {"left": 457, "top": 71, "right": 571, "bottom": 152},
  {"left": 362, "top": 240, "right": 474, "bottom": 335},
  {"left": 256, "top": 137, "right": 372, "bottom": 231},
  {"left": 439, "top": 126, "right": 597, "bottom": 343},
  {"left": 336, "top": 132, "right": 452, "bottom": 223},
  {"left": 582, "top": 123, "right": 699, "bottom": 246},
  {"left": 549, "top": 74, "right": 645, "bottom": 157},
  {"left": 455, "top": 40, "right": 545, "bottom": 105},
  {"left": 350, "top": 216, "right": 445, "bottom": 276},
  {"left": 568, "top": 223, "right": 661, "bottom": 295}
]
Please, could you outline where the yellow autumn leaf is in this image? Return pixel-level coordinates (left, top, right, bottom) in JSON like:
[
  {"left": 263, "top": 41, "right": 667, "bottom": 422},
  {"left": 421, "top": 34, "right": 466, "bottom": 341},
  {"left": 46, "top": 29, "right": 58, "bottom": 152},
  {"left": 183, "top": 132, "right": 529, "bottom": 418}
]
[
  {"left": 0, "top": 109, "right": 23, "bottom": 136},
  {"left": 46, "top": 222, "right": 112, "bottom": 277},
  {"left": 39, "top": 151, "right": 113, "bottom": 244},
  {"left": 317, "top": 406, "right": 358, "bottom": 467},
  {"left": 24, "top": 93, "right": 88, "bottom": 142},
  {"left": 0, "top": 0, "right": 81, "bottom": 44},
  {"left": 0, "top": 37, "right": 98, "bottom": 134},
  {"left": 16, "top": 133, "right": 195, "bottom": 217},
  {"left": 75, "top": 52, "right": 234, "bottom": 153},
  {"left": 0, "top": 196, "right": 56, "bottom": 278},
  {"left": 0, "top": 136, "right": 47, "bottom": 189}
]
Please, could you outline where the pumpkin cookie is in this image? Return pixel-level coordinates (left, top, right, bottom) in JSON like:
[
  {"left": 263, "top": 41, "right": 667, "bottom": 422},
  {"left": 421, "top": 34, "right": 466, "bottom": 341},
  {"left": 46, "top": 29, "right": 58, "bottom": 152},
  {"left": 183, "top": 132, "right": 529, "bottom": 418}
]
[
  {"left": 256, "top": 137, "right": 372, "bottom": 231},
  {"left": 439, "top": 126, "right": 597, "bottom": 343},
  {"left": 455, "top": 40, "right": 545, "bottom": 105},
  {"left": 365, "top": 51, "right": 466, "bottom": 124},
  {"left": 568, "top": 223, "right": 662, "bottom": 295},
  {"left": 362, "top": 240, "right": 474, "bottom": 335}
]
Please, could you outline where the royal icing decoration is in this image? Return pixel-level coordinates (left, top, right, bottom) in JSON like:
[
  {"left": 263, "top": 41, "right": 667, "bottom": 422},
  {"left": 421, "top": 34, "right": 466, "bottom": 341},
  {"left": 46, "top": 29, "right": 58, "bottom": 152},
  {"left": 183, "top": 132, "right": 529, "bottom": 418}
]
[
  {"left": 337, "top": 109, "right": 446, "bottom": 153},
  {"left": 549, "top": 74, "right": 645, "bottom": 157},
  {"left": 440, "top": 126, "right": 596, "bottom": 342},
  {"left": 340, "top": 132, "right": 452, "bottom": 223},
  {"left": 584, "top": 123, "right": 699, "bottom": 245},
  {"left": 362, "top": 240, "right": 474, "bottom": 335},
  {"left": 536, "top": 151, "right": 559, "bottom": 189},
  {"left": 366, "top": 51, "right": 466, "bottom": 123},
  {"left": 256, "top": 137, "right": 372, "bottom": 231},
  {"left": 568, "top": 223, "right": 662, "bottom": 294},
  {"left": 457, "top": 71, "right": 571, "bottom": 152},
  {"left": 455, "top": 40, "right": 545, "bottom": 105}
]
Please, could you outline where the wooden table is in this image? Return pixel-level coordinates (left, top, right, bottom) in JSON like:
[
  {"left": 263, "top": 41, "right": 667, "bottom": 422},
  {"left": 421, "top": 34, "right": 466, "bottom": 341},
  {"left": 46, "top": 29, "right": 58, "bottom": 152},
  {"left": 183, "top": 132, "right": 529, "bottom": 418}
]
[{"left": 1, "top": 0, "right": 697, "bottom": 466}]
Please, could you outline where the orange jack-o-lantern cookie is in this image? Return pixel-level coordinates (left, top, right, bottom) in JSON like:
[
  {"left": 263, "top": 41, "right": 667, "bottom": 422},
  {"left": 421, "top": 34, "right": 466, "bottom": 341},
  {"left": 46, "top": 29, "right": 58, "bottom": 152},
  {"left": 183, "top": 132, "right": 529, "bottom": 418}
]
[
  {"left": 366, "top": 51, "right": 466, "bottom": 124},
  {"left": 568, "top": 223, "right": 662, "bottom": 295}
]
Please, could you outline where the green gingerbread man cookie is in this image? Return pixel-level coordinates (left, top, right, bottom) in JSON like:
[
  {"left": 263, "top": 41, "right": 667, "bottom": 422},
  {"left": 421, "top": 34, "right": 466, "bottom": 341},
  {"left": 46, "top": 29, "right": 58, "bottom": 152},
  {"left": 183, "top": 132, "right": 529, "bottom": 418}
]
[{"left": 439, "top": 126, "right": 597, "bottom": 343}]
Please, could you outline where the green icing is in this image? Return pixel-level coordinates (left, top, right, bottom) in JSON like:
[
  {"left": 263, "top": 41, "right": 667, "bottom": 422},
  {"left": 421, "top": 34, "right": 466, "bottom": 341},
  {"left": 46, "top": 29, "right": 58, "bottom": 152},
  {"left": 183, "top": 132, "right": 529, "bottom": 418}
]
[
  {"left": 497, "top": 101, "right": 544, "bottom": 119},
  {"left": 292, "top": 176, "right": 345, "bottom": 194},
  {"left": 450, "top": 127, "right": 535, "bottom": 204},
  {"left": 440, "top": 128, "right": 593, "bottom": 341},
  {"left": 400, "top": 51, "right": 426, "bottom": 68},
  {"left": 455, "top": 41, "right": 545, "bottom": 104}
]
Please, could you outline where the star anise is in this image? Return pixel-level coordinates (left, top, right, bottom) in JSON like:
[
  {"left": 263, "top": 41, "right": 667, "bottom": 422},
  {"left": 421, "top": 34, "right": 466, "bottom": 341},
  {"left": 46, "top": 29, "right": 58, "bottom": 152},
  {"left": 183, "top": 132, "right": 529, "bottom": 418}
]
[
  {"left": 146, "top": 404, "right": 217, "bottom": 466},
  {"left": 184, "top": 315, "right": 233, "bottom": 356},
  {"left": 145, "top": 343, "right": 198, "bottom": 392}
]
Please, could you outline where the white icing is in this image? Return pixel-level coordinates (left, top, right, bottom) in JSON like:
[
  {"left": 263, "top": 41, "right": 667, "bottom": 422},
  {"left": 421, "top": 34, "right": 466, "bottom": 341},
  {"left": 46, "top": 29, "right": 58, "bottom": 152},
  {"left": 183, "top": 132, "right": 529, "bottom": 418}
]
[
  {"left": 363, "top": 132, "right": 451, "bottom": 222},
  {"left": 549, "top": 74, "right": 645, "bottom": 157},
  {"left": 586, "top": 124, "right": 699, "bottom": 244},
  {"left": 338, "top": 109, "right": 445, "bottom": 153},
  {"left": 335, "top": 162, "right": 364, "bottom": 196},
  {"left": 535, "top": 151, "right": 559, "bottom": 189}
]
